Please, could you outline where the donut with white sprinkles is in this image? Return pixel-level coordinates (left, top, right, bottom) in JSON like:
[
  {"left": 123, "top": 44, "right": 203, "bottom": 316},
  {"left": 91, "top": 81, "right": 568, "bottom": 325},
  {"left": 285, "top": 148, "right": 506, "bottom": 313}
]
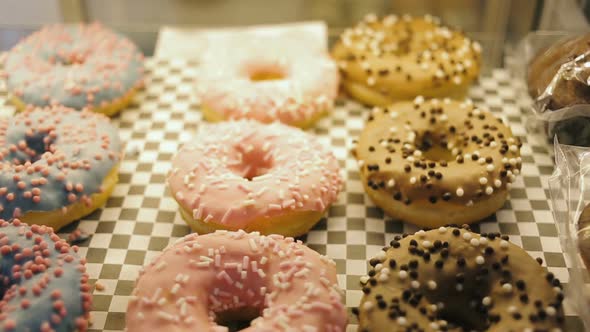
[
  {"left": 2, "top": 23, "right": 144, "bottom": 116},
  {"left": 332, "top": 14, "right": 481, "bottom": 106},
  {"left": 0, "top": 106, "right": 122, "bottom": 230},
  {"left": 355, "top": 226, "right": 565, "bottom": 331},
  {"left": 167, "top": 120, "right": 343, "bottom": 237},
  {"left": 126, "top": 230, "right": 348, "bottom": 331},
  {"left": 0, "top": 219, "right": 91, "bottom": 331},
  {"left": 197, "top": 46, "right": 339, "bottom": 129}
]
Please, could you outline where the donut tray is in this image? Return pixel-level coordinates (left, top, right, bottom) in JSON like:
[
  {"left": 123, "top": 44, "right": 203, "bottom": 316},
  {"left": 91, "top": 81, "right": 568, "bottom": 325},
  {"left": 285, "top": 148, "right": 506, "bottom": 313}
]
[{"left": 0, "top": 57, "right": 585, "bottom": 331}]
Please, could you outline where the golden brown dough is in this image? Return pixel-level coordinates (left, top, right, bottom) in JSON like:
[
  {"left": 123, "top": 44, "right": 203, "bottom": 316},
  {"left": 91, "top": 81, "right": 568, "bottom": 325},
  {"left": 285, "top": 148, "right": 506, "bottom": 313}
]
[
  {"left": 355, "top": 227, "right": 565, "bottom": 331},
  {"left": 332, "top": 14, "right": 481, "bottom": 106},
  {"left": 527, "top": 33, "right": 590, "bottom": 109},
  {"left": 353, "top": 98, "right": 521, "bottom": 227}
]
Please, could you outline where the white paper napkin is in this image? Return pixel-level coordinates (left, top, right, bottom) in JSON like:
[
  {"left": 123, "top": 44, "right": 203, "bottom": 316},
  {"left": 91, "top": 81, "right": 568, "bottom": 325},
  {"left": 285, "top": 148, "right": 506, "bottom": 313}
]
[{"left": 155, "top": 21, "right": 328, "bottom": 59}]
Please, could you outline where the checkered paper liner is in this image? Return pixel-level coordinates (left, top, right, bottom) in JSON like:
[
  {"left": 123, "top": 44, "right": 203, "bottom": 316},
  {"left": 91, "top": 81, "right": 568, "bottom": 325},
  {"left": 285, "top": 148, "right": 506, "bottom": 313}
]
[{"left": 0, "top": 58, "right": 585, "bottom": 331}]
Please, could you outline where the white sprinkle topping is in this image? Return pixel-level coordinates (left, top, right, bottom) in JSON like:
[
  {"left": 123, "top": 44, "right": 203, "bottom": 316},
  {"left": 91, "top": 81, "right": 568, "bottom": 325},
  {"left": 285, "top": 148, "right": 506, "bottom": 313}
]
[
  {"left": 502, "top": 283, "right": 513, "bottom": 293},
  {"left": 397, "top": 317, "right": 407, "bottom": 326},
  {"left": 257, "top": 269, "right": 266, "bottom": 278},
  {"left": 398, "top": 270, "right": 408, "bottom": 280},
  {"left": 428, "top": 280, "right": 437, "bottom": 290},
  {"left": 387, "top": 179, "right": 396, "bottom": 188},
  {"left": 485, "top": 186, "right": 494, "bottom": 195},
  {"left": 462, "top": 232, "right": 472, "bottom": 241},
  {"left": 470, "top": 238, "right": 480, "bottom": 247},
  {"left": 475, "top": 256, "right": 485, "bottom": 265},
  {"left": 411, "top": 280, "right": 420, "bottom": 289},
  {"left": 155, "top": 261, "right": 167, "bottom": 271},
  {"left": 456, "top": 188, "right": 464, "bottom": 197},
  {"left": 156, "top": 311, "right": 175, "bottom": 321},
  {"left": 422, "top": 241, "right": 433, "bottom": 249},
  {"left": 482, "top": 296, "right": 492, "bottom": 306},
  {"left": 500, "top": 240, "right": 509, "bottom": 249},
  {"left": 479, "top": 177, "right": 488, "bottom": 185},
  {"left": 249, "top": 238, "right": 258, "bottom": 252},
  {"left": 242, "top": 199, "right": 256, "bottom": 206},
  {"left": 438, "top": 227, "right": 447, "bottom": 234},
  {"left": 363, "top": 301, "right": 374, "bottom": 311}
]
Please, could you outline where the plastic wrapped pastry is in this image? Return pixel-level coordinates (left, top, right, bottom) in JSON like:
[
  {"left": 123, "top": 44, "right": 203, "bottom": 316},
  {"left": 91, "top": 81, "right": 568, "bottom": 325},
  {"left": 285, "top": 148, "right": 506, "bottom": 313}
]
[
  {"left": 549, "top": 139, "right": 590, "bottom": 328},
  {"left": 526, "top": 33, "right": 590, "bottom": 146}
]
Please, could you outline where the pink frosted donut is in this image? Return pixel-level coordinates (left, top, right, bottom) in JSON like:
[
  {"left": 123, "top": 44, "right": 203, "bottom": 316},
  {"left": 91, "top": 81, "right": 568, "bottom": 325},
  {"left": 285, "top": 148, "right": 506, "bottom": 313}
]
[
  {"left": 197, "top": 50, "right": 339, "bottom": 128},
  {"left": 167, "top": 120, "right": 342, "bottom": 237},
  {"left": 126, "top": 230, "right": 347, "bottom": 331}
]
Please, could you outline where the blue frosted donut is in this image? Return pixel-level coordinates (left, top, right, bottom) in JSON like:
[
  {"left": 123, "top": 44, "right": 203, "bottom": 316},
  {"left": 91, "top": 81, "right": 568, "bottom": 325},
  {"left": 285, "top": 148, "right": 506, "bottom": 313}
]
[
  {"left": 3, "top": 23, "right": 144, "bottom": 115},
  {"left": 0, "top": 105, "right": 122, "bottom": 230},
  {"left": 0, "top": 219, "right": 91, "bottom": 331}
]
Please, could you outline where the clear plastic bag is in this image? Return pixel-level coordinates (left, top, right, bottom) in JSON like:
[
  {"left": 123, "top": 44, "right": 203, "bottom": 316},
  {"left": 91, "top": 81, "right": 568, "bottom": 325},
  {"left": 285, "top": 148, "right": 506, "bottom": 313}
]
[
  {"left": 517, "top": 31, "right": 590, "bottom": 146},
  {"left": 548, "top": 138, "right": 590, "bottom": 329}
]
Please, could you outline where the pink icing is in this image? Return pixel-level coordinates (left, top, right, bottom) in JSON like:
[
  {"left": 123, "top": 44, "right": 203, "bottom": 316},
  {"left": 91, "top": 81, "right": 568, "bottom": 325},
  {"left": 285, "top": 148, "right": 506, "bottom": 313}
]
[
  {"left": 126, "top": 230, "right": 348, "bottom": 331},
  {"left": 197, "top": 52, "right": 339, "bottom": 126},
  {"left": 167, "top": 120, "right": 342, "bottom": 229}
]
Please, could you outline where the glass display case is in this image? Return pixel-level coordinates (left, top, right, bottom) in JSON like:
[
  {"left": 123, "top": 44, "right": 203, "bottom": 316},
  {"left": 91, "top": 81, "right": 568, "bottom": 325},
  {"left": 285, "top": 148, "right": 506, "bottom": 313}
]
[
  {"left": 2, "top": 0, "right": 588, "bottom": 65},
  {"left": 0, "top": 1, "right": 589, "bottom": 331}
]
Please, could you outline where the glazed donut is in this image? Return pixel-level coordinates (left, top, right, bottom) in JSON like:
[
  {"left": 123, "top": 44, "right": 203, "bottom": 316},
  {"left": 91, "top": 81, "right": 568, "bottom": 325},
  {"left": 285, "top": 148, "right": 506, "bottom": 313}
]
[
  {"left": 332, "top": 14, "right": 481, "bottom": 106},
  {"left": 577, "top": 203, "right": 590, "bottom": 271},
  {"left": 126, "top": 230, "right": 347, "bottom": 331},
  {"left": 0, "top": 106, "right": 122, "bottom": 230},
  {"left": 0, "top": 219, "right": 91, "bottom": 331},
  {"left": 167, "top": 120, "right": 342, "bottom": 237},
  {"left": 2, "top": 22, "right": 144, "bottom": 116},
  {"left": 355, "top": 226, "right": 565, "bottom": 331},
  {"left": 527, "top": 33, "right": 590, "bottom": 110},
  {"left": 197, "top": 46, "right": 339, "bottom": 128},
  {"left": 353, "top": 98, "right": 522, "bottom": 228}
]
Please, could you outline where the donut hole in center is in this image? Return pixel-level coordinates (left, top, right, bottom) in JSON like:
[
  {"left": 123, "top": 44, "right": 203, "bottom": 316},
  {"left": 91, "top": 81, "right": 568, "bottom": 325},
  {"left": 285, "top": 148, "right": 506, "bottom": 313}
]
[
  {"left": 245, "top": 62, "right": 287, "bottom": 82},
  {"left": 424, "top": 285, "right": 493, "bottom": 331},
  {"left": 9, "top": 132, "right": 53, "bottom": 165},
  {"left": 215, "top": 307, "right": 261, "bottom": 331},
  {"left": 416, "top": 132, "right": 455, "bottom": 162},
  {"left": 230, "top": 143, "right": 274, "bottom": 181},
  {"left": 48, "top": 52, "right": 87, "bottom": 66}
]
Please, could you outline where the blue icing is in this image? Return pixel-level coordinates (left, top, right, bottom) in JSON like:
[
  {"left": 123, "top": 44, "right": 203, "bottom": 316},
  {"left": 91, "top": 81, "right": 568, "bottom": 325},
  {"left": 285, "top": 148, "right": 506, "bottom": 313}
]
[
  {"left": 0, "top": 107, "right": 121, "bottom": 220},
  {"left": 4, "top": 23, "right": 144, "bottom": 110},
  {"left": 0, "top": 221, "right": 89, "bottom": 331}
]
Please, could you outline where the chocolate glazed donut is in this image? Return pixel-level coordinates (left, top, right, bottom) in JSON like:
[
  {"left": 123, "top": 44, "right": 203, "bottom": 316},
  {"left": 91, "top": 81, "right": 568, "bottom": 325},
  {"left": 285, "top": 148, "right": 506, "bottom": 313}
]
[{"left": 355, "top": 226, "right": 565, "bottom": 331}]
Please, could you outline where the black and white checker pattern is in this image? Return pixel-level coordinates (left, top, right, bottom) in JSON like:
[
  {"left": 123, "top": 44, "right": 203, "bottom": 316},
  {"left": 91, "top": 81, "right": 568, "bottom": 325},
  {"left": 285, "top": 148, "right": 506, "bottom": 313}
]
[{"left": 0, "top": 58, "right": 585, "bottom": 331}]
